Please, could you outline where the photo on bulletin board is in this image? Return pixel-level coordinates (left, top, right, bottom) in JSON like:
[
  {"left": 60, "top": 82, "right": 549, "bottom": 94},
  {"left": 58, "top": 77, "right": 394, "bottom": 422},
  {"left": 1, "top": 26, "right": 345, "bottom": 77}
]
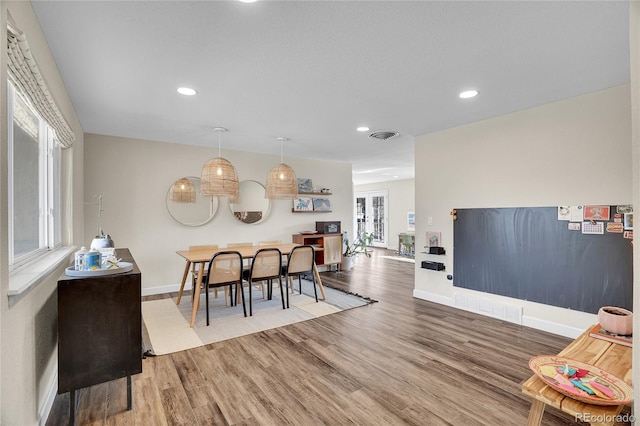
[
  {"left": 407, "top": 211, "right": 415, "bottom": 231},
  {"left": 624, "top": 213, "right": 633, "bottom": 230},
  {"left": 583, "top": 205, "right": 610, "bottom": 221}
]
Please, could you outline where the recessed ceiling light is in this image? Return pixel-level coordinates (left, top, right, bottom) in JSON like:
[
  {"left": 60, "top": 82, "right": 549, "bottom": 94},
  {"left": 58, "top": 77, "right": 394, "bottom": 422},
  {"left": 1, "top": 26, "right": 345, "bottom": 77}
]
[
  {"left": 356, "top": 126, "right": 369, "bottom": 132},
  {"left": 459, "top": 90, "right": 478, "bottom": 99},
  {"left": 238, "top": 0, "right": 258, "bottom": 3},
  {"left": 177, "top": 87, "right": 197, "bottom": 96}
]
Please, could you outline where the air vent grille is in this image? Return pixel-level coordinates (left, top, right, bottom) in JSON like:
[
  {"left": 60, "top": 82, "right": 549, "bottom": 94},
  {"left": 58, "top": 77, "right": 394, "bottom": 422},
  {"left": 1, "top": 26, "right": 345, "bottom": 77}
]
[{"left": 369, "top": 131, "right": 399, "bottom": 141}]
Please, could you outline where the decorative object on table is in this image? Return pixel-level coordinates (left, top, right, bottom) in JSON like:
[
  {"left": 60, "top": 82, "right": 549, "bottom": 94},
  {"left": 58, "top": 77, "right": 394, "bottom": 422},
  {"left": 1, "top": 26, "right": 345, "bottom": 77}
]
[
  {"left": 588, "top": 323, "right": 632, "bottom": 347},
  {"left": 597, "top": 306, "right": 633, "bottom": 336},
  {"left": 528, "top": 355, "right": 632, "bottom": 405},
  {"left": 297, "top": 178, "right": 313, "bottom": 192},
  {"left": 85, "top": 194, "right": 115, "bottom": 250},
  {"left": 169, "top": 177, "right": 196, "bottom": 203},
  {"left": 65, "top": 261, "right": 133, "bottom": 277},
  {"left": 293, "top": 197, "right": 313, "bottom": 211},
  {"left": 266, "top": 137, "right": 298, "bottom": 199},
  {"left": 315, "top": 221, "right": 341, "bottom": 234},
  {"left": 312, "top": 198, "right": 331, "bottom": 211},
  {"left": 200, "top": 127, "right": 239, "bottom": 199}
]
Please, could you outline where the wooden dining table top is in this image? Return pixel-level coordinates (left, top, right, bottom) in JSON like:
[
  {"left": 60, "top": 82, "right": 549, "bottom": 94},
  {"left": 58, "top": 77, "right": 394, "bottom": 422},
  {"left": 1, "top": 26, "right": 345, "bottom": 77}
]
[{"left": 176, "top": 243, "right": 300, "bottom": 262}]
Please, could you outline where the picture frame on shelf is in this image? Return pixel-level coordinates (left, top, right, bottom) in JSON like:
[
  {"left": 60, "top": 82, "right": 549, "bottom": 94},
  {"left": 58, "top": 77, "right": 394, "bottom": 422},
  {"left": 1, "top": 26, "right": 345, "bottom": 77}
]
[
  {"left": 297, "top": 178, "right": 313, "bottom": 193},
  {"left": 293, "top": 197, "right": 313, "bottom": 212},
  {"left": 313, "top": 198, "right": 331, "bottom": 211}
]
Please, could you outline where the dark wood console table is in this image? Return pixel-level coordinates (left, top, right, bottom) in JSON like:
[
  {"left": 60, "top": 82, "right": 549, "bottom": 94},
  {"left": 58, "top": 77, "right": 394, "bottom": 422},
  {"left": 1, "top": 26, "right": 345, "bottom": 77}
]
[{"left": 57, "top": 248, "right": 142, "bottom": 425}]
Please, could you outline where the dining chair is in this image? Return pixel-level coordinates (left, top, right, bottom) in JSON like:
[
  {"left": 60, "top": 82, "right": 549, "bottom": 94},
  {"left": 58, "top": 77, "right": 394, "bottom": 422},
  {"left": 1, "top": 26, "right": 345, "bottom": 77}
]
[
  {"left": 258, "top": 240, "right": 281, "bottom": 246},
  {"left": 242, "top": 248, "right": 284, "bottom": 316},
  {"left": 204, "top": 251, "right": 246, "bottom": 325},
  {"left": 188, "top": 244, "right": 224, "bottom": 302},
  {"left": 282, "top": 245, "right": 317, "bottom": 307},
  {"left": 227, "top": 242, "right": 265, "bottom": 299}
]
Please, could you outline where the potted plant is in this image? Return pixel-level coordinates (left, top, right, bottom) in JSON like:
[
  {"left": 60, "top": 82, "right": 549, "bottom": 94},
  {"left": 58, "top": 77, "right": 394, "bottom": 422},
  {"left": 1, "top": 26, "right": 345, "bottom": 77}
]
[{"left": 342, "top": 231, "right": 374, "bottom": 270}]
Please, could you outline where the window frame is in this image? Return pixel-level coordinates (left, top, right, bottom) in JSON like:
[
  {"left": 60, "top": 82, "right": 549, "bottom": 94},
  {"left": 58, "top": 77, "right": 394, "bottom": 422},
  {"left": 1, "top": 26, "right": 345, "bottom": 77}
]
[{"left": 7, "top": 80, "right": 62, "bottom": 272}]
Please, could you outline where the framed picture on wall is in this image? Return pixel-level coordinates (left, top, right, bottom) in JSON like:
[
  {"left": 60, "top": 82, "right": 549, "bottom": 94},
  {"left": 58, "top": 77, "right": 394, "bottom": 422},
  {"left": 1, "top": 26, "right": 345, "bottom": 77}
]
[
  {"left": 407, "top": 211, "right": 415, "bottom": 231},
  {"left": 313, "top": 198, "right": 331, "bottom": 211},
  {"left": 293, "top": 197, "right": 313, "bottom": 212},
  {"left": 297, "top": 178, "right": 313, "bottom": 193},
  {"left": 624, "top": 213, "right": 633, "bottom": 230}
]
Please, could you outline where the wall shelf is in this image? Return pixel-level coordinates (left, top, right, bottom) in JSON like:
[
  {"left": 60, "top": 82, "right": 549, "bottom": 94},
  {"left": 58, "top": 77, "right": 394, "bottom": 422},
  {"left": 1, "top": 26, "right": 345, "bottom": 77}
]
[
  {"left": 291, "top": 210, "right": 332, "bottom": 213},
  {"left": 298, "top": 191, "right": 332, "bottom": 196}
]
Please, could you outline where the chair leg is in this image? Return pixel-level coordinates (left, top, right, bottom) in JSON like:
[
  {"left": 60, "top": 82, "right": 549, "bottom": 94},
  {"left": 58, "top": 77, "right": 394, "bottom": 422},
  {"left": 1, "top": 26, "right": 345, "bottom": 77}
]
[
  {"left": 249, "top": 280, "right": 253, "bottom": 316},
  {"left": 311, "top": 272, "right": 318, "bottom": 302},
  {"left": 278, "top": 276, "right": 285, "bottom": 309},
  {"left": 285, "top": 272, "right": 290, "bottom": 308},
  {"left": 205, "top": 284, "right": 210, "bottom": 326},
  {"left": 238, "top": 281, "right": 247, "bottom": 317}
]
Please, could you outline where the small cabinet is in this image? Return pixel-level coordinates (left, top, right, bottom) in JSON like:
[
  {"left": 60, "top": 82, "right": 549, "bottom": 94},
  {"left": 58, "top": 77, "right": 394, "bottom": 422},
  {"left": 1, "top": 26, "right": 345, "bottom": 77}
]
[
  {"left": 293, "top": 233, "right": 343, "bottom": 268},
  {"left": 57, "top": 248, "right": 142, "bottom": 424}
]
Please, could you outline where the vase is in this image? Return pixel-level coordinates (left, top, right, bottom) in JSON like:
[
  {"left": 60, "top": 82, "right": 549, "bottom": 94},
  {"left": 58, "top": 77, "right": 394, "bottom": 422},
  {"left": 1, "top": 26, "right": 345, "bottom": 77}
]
[
  {"left": 597, "top": 306, "right": 633, "bottom": 336},
  {"left": 342, "top": 256, "right": 355, "bottom": 271}
]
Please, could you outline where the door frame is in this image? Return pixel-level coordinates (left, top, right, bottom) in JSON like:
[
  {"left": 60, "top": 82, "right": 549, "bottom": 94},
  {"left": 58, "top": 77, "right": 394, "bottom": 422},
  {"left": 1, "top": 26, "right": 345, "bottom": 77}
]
[{"left": 354, "top": 190, "right": 389, "bottom": 248}]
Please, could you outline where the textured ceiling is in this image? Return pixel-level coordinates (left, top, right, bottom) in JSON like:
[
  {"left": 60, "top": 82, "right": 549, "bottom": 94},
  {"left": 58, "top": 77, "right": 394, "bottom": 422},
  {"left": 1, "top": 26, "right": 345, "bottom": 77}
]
[{"left": 31, "top": 1, "right": 629, "bottom": 184}]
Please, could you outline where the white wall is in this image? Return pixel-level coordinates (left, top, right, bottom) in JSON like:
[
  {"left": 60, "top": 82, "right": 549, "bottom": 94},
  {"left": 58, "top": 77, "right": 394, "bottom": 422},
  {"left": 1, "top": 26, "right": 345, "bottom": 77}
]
[
  {"left": 354, "top": 179, "right": 415, "bottom": 250},
  {"left": 83, "top": 134, "right": 353, "bottom": 293},
  {"left": 1, "top": 2, "right": 85, "bottom": 424},
  {"left": 414, "top": 85, "right": 631, "bottom": 338},
  {"left": 629, "top": 1, "right": 639, "bottom": 419}
]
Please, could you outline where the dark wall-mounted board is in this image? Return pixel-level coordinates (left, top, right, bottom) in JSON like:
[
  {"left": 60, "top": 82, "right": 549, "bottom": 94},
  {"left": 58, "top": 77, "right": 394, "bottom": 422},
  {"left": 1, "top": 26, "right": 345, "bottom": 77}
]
[{"left": 453, "top": 207, "right": 632, "bottom": 314}]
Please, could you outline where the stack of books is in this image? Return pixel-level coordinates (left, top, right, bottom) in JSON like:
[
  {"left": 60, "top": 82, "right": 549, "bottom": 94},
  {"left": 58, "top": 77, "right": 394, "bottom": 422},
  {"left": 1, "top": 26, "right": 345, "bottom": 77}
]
[{"left": 589, "top": 323, "right": 632, "bottom": 347}]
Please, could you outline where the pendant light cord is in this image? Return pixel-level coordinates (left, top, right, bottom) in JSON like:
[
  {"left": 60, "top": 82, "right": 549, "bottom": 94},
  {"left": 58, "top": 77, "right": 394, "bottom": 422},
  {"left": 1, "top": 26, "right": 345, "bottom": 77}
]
[{"left": 218, "top": 129, "right": 221, "bottom": 157}]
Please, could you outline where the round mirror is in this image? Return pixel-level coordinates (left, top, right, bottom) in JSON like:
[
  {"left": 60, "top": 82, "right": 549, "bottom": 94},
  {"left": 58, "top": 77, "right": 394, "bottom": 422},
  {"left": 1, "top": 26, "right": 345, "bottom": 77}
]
[
  {"left": 166, "top": 176, "right": 218, "bottom": 226},
  {"left": 229, "top": 180, "right": 271, "bottom": 224}
]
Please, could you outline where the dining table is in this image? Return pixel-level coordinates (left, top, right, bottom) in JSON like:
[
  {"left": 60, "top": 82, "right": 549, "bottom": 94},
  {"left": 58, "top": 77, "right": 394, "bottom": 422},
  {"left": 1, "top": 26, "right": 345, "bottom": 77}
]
[{"left": 176, "top": 242, "right": 327, "bottom": 327}]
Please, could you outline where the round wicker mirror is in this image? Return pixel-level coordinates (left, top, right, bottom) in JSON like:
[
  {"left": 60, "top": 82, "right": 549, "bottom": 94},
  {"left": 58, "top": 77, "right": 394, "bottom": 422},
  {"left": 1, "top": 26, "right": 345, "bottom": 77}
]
[
  {"left": 229, "top": 180, "right": 271, "bottom": 224},
  {"left": 166, "top": 176, "right": 218, "bottom": 226}
]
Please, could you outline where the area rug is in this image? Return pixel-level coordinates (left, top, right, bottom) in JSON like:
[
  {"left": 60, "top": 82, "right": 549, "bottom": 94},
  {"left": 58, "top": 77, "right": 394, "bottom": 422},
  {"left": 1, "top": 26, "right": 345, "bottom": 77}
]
[
  {"left": 142, "top": 280, "right": 373, "bottom": 355},
  {"left": 381, "top": 255, "right": 415, "bottom": 263}
]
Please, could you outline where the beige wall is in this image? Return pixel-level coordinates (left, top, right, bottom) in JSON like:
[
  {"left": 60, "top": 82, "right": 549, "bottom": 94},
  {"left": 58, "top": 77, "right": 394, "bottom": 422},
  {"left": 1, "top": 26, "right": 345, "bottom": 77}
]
[
  {"left": 354, "top": 179, "right": 415, "bottom": 250},
  {"left": 414, "top": 85, "right": 631, "bottom": 338},
  {"left": 1, "top": 1, "right": 84, "bottom": 424},
  {"left": 83, "top": 134, "right": 353, "bottom": 293}
]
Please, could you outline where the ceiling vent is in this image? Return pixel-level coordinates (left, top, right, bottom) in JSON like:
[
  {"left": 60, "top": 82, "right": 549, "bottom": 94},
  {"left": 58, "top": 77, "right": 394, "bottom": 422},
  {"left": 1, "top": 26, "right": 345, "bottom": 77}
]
[{"left": 369, "top": 131, "right": 399, "bottom": 141}]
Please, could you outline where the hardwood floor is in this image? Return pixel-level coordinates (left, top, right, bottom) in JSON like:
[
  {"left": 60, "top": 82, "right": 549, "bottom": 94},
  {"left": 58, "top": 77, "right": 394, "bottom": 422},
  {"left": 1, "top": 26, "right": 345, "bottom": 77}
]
[{"left": 47, "top": 248, "right": 584, "bottom": 425}]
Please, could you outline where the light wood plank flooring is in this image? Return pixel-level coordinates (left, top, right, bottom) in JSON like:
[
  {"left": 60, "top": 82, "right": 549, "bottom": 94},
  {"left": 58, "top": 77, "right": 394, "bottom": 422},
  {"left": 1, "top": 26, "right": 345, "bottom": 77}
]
[{"left": 47, "top": 249, "right": 584, "bottom": 425}]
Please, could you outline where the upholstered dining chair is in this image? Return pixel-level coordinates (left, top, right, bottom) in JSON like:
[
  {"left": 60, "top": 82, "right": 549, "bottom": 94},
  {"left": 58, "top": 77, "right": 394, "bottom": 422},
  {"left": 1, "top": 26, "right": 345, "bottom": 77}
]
[
  {"left": 242, "top": 248, "right": 284, "bottom": 316},
  {"left": 188, "top": 244, "right": 223, "bottom": 302},
  {"left": 227, "top": 242, "right": 265, "bottom": 299},
  {"left": 204, "top": 251, "right": 246, "bottom": 326},
  {"left": 282, "top": 245, "right": 317, "bottom": 307},
  {"left": 258, "top": 240, "right": 281, "bottom": 246}
]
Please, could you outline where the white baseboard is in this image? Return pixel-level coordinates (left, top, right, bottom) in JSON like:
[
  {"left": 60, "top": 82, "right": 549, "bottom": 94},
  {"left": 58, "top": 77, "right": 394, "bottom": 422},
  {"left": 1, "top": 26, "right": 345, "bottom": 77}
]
[
  {"left": 142, "top": 283, "right": 187, "bottom": 296},
  {"left": 39, "top": 371, "right": 58, "bottom": 426},
  {"left": 412, "top": 289, "right": 581, "bottom": 339}
]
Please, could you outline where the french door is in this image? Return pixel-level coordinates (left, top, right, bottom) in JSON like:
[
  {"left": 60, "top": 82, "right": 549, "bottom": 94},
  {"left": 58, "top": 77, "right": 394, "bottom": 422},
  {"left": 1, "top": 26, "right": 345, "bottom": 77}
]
[{"left": 354, "top": 190, "right": 388, "bottom": 248}]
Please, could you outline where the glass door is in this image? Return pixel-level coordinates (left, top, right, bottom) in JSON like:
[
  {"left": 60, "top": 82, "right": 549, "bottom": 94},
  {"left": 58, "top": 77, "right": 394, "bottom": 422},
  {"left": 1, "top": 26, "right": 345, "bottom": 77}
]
[{"left": 354, "top": 190, "right": 388, "bottom": 248}]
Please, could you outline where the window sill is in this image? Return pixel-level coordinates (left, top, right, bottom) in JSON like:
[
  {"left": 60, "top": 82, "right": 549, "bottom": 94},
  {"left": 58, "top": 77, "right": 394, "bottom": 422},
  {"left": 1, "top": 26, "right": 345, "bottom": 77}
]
[{"left": 8, "top": 246, "right": 74, "bottom": 307}]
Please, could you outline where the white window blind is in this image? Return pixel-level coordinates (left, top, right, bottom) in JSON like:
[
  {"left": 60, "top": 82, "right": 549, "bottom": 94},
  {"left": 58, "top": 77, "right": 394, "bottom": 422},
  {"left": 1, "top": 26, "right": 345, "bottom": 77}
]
[{"left": 7, "top": 20, "right": 75, "bottom": 148}]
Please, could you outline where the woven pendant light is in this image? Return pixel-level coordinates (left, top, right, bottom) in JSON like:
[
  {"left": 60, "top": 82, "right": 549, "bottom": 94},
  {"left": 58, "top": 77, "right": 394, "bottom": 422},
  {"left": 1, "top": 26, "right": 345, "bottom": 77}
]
[
  {"left": 200, "top": 127, "right": 239, "bottom": 198},
  {"left": 266, "top": 137, "right": 298, "bottom": 200},
  {"left": 169, "top": 177, "right": 196, "bottom": 203}
]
